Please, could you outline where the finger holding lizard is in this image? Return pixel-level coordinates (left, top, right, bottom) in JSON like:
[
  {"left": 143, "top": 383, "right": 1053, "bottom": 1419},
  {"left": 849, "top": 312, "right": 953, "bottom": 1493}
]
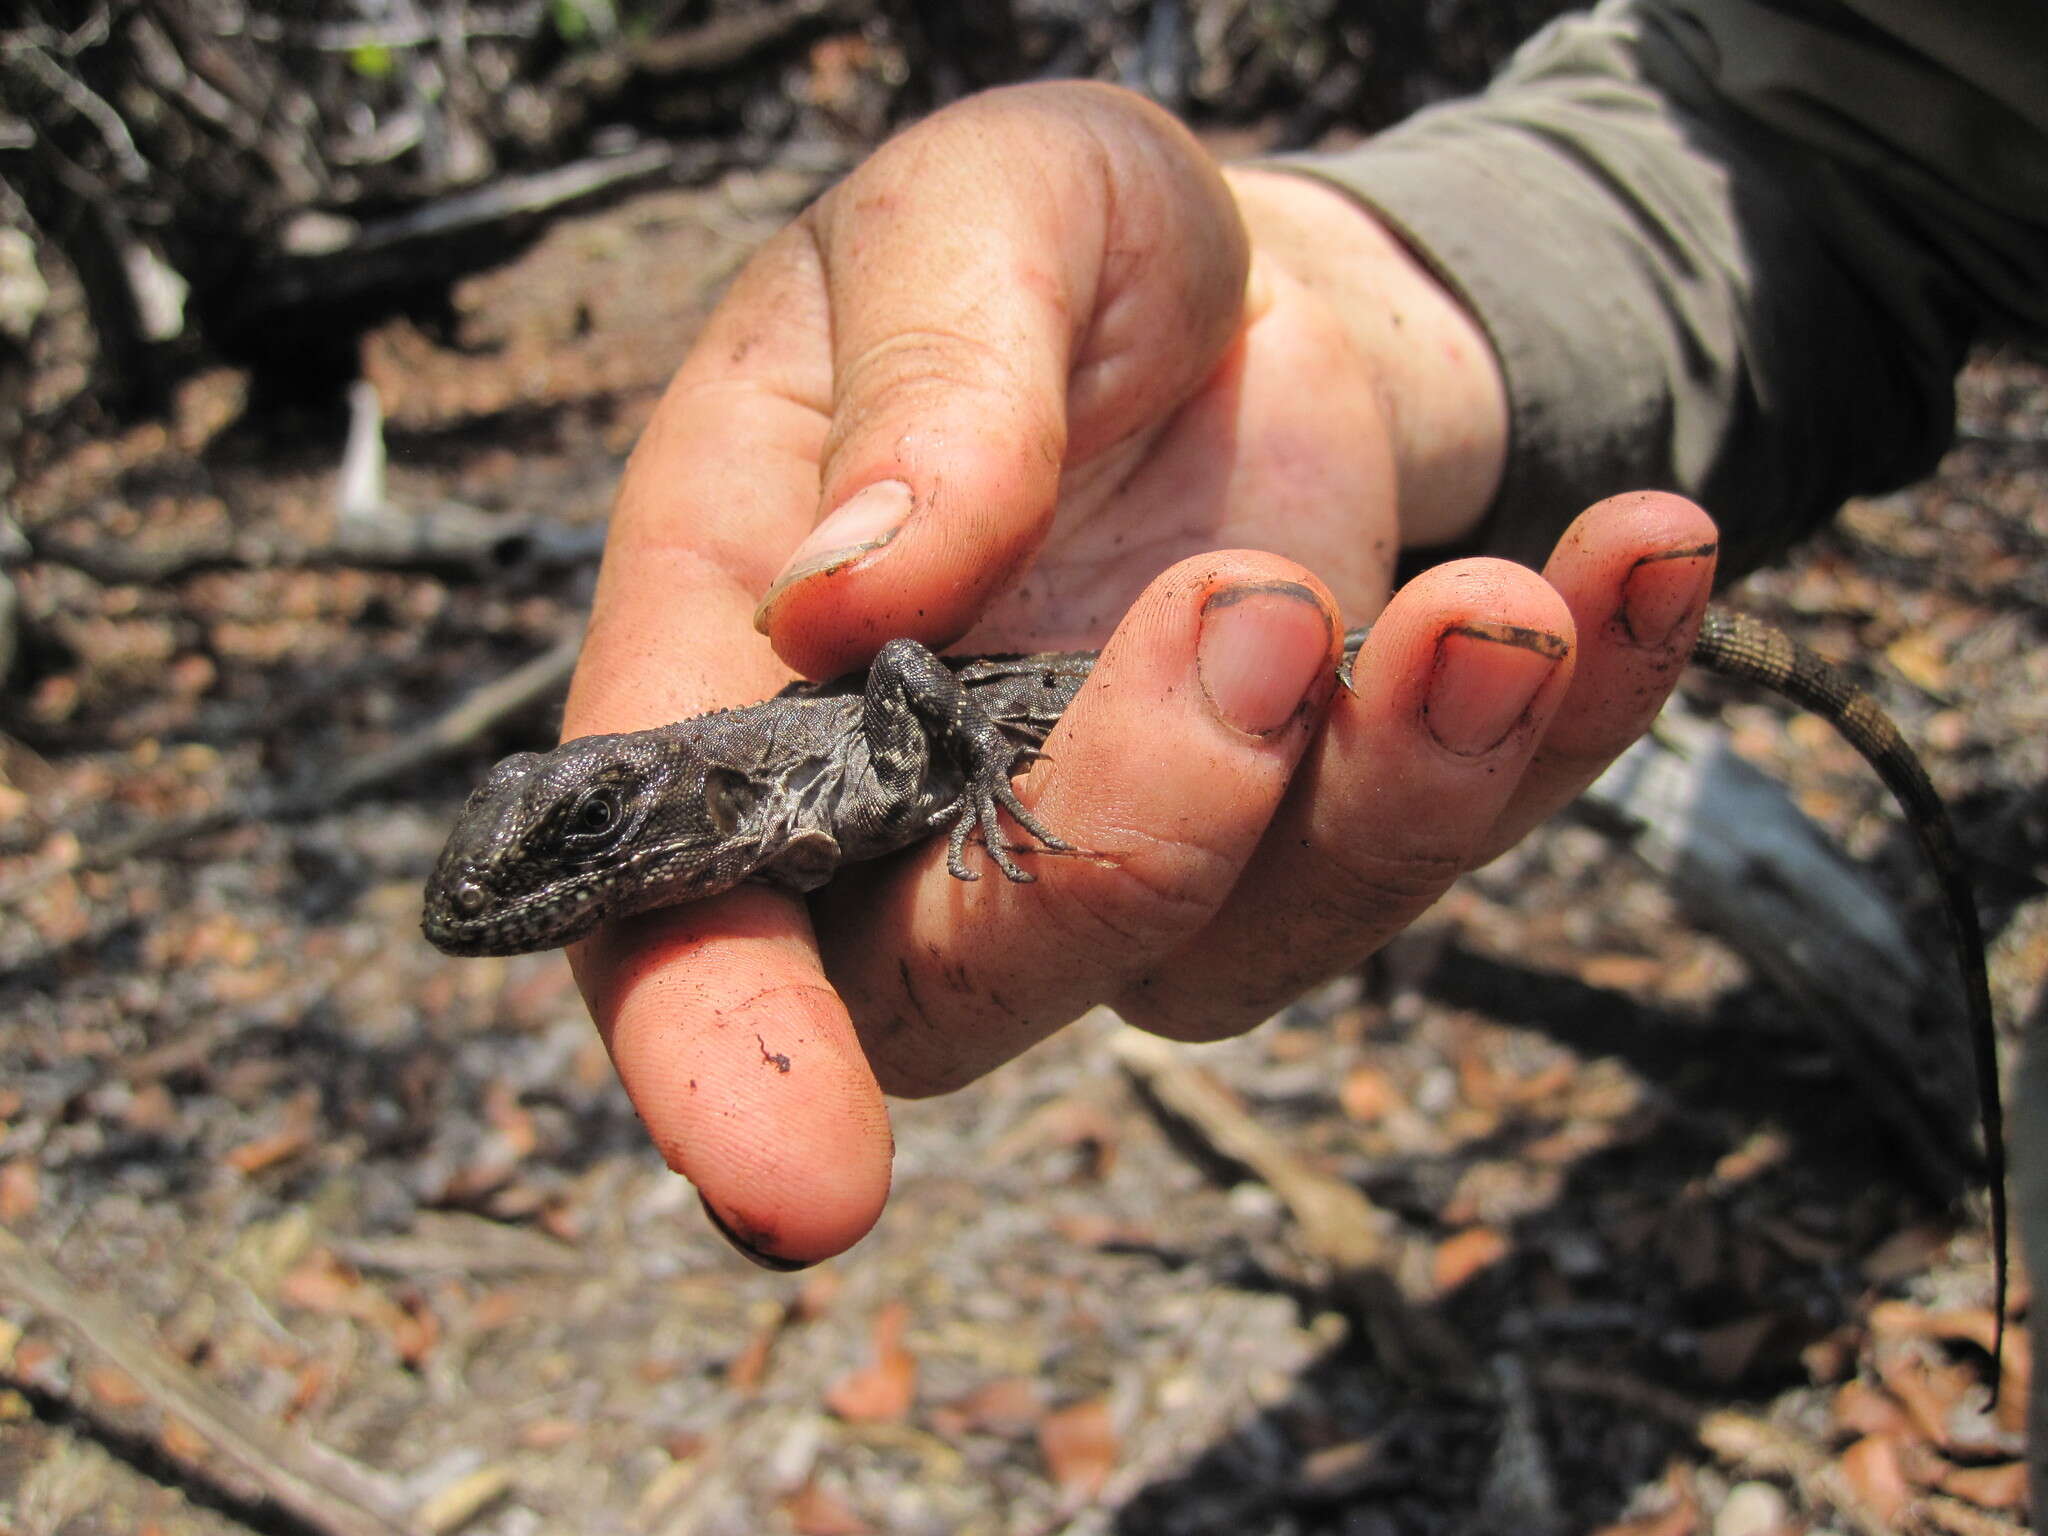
[{"left": 565, "top": 83, "right": 1335, "bottom": 1264}]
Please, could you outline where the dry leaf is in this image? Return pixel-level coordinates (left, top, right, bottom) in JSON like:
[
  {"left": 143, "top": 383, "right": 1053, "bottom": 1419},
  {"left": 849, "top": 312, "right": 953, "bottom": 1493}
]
[
  {"left": 1432, "top": 1226, "right": 1509, "bottom": 1293},
  {"left": 0, "top": 1159, "right": 40, "bottom": 1222},
  {"left": 85, "top": 1364, "right": 146, "bottom": 1411},
  {"left": 516, "top": 1418, "right": 581, "bottom": 1450},
  {"left": 1339, "top": 1064, "right": 1403, "bottom": 1122},
  {"left": 987, "top": 1098, "right": 1121, "bottom": 1178},
  {"left": 280, "top": 1250, "right": 363, "bottom": 1313},
  {"left": 388, "top": 1292, "right": 442, "bottom": 1366},
  {"left": 224, "top": 1088, "right": 318, "bottom": 1174},
  {"left": 159, "top": 1415, "right": 210, "bottom": 1464},
  {"left": 824, "top": 1301, "right": 916, "bottom": 1423},
  {"left": 946, "top": 1376, "right": 1046, "bottom": 1438},
  {"left": 1839, "top": 1433, "right": 1913, "bottom": 1525},
  {"left": 1833, "top": 1379, "right": 1919, "bottom": 1442},
  {"left": 1871, "top": 1300, "right": 2007, "bottom": 1360},
  {"left": 1875, "top": 1341, "right": 2002, "bottom": 1456},
  {"left": 1038, "top": 1396, "right": 1117, "bottom": 1502},
  {"left": 1885, "top": 630, "right": 1950, "bottom": 692},
  {"left": 287, "top": 1360, "right": 329, "bottom": 1418},
  {"left": 782, "top": 1478, "right": 872, "bottom": 1536},
  {"left": 724, "top": 1319, "right": 778, "bottom": 1395},
  {"left": 1933, "top": 1459, "right": 2028, "bottom": 1511}
]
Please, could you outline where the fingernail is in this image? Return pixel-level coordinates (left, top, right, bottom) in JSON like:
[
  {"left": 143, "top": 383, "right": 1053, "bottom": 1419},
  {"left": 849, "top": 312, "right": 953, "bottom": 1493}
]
[
  {"left": 1197, "top": 581, "right": 1334, "bottom": 736},
  {"left": 1424, "top": 622, "right": 1567, "bottom": 756},
  {"left": 1620, "top": 543, "right": 1716, "bottom": 647},
  {"left": 753, "top": 479, "right": 915, "bottom": 631},
  {"left": 700, "top": 1192, "right": 811, "bottom": 1272}
]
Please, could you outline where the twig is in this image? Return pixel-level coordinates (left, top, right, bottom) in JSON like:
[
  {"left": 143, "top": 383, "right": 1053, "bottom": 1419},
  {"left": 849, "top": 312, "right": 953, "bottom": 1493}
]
[
  {"left": 1108, "top": 1021, "right": 1478, "bottom": 1387},
  {"left": 0, "top": 36, "right": 152, "bottom": 185},
  {"left": 0, "top": 1224, "right": 422, "bottom": 1536},
  {"left": 551, "top": 0, "right": 858, "bottom": 96}
]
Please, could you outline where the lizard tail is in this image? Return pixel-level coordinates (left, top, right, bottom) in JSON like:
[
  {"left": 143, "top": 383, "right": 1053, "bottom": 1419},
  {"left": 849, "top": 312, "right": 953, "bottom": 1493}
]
[{"left": 1691, "top": 606, "right": 2007, "bottom": 1395}]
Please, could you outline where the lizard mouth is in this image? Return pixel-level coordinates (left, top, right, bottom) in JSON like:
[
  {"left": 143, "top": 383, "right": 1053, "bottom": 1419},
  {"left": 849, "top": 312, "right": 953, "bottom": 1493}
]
[
  {"left": 423, "top": 882, "right": 609, "bottom": 956},
  {"left": 421, "top": 838, "right": 736, "bottom": 956}
]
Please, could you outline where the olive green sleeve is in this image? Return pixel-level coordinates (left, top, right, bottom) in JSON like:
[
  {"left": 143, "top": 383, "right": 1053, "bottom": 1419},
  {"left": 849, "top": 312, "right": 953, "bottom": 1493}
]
[{"left": 1270, "top": 0, "right": 2048, "bottom": 576}]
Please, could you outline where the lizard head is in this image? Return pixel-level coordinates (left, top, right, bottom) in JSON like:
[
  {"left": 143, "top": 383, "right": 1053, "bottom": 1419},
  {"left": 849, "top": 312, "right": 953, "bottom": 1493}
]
[{"left": 422, "top": 730, "right": 788, "bottom": 956}]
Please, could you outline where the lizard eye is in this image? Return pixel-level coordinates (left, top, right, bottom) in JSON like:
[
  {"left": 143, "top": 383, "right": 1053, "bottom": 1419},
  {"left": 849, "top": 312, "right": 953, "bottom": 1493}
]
[{"left": 560, "top": 785, "right": 629, "bottom": 852}]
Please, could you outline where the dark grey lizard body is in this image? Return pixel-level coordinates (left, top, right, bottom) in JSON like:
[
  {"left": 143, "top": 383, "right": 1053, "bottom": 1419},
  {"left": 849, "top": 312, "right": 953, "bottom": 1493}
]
[{"left": 422, "top": 604, "right": 2005, "bottom": 1360}]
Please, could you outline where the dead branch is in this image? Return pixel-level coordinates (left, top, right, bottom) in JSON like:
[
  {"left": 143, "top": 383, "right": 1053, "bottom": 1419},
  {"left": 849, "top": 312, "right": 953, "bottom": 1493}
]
[
  {"left": 0, "top": 1224, "right": 423, "bottom": 1536},
  {"left": 1108, "top": 1020, "right": 1479, "bottom": 1387},
  {"left": 1577, "top": 705, "right": 1979, "bottom": 1197}
]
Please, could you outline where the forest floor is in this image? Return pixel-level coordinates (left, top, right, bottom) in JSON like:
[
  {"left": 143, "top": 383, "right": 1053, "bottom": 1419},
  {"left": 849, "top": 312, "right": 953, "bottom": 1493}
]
[{"left": 3, "top": 129, "right": 2046, "bottom": 1536}]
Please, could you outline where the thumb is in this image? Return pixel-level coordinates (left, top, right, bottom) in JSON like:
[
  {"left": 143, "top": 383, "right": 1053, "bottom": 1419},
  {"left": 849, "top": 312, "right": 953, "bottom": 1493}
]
[{"left": 754, "top": 83, "right": 1251, "bottom": 676}]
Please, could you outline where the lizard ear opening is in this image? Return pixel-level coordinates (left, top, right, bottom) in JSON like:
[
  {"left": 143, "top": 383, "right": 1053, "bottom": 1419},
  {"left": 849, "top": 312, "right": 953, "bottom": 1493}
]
[{"left": 703, "top": 766, "right": 757, "bottom": 835}]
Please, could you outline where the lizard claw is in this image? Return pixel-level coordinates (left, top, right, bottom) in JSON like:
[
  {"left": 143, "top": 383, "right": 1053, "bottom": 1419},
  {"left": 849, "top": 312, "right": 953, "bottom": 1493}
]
[{"left": 938, "top": 765, "right": 1073, "bottom": 883}]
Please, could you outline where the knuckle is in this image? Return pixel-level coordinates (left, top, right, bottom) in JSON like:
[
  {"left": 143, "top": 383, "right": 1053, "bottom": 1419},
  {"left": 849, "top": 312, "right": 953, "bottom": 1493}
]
[
  {"left": 1036, "top": 825, "right": 1238, "bottom": 971},
  {"left": 1314, "top": 837, "right": 1468, "bottom": 925}
]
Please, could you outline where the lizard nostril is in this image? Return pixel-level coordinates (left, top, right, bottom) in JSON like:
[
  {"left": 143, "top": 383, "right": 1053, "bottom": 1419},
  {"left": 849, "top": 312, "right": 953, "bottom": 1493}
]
[{"left": 452, "top": 881, "right": 489, "bottom": 916}]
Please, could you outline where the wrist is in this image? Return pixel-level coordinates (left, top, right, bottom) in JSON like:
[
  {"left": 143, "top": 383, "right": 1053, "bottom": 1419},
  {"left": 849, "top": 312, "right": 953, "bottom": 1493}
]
[{"left": 1224, "top": 166, "right": 1507, "bottom": 548}]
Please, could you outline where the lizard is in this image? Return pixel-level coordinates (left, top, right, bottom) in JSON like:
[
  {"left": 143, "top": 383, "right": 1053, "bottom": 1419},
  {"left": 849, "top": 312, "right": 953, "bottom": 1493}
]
[{"left": 421, "top": 604, "right": 2007, "bottom": 1371}]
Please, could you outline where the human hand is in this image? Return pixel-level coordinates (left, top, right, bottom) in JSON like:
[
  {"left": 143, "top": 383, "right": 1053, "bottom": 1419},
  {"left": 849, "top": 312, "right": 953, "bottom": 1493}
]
[{"left": 562, "top": 82, "right": 1719, "bottom": 1266}]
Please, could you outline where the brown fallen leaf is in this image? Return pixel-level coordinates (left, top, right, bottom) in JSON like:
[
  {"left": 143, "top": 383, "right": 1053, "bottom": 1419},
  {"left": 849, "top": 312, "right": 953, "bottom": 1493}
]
[
  {"left": 1432, "top": 1226, "right": 1509, "bottom": 1293},
  {"left": 286, "top": 1360, "right": 329, "bottom": 1419},
  {"left": 279, "top": 1249, "right": 364, "bottom": 1314},
  {"left": 1038, "top": 1396, "right": 1116, "bottom": 1503},
  {"left": 1839, "top": 1433, "right": 1913, "bottom": 1526},
  {"left": 84, "top": 1363, "right": 147, "bottom": 1411},
  {"left": 1870, "top": 1300, "right": 1999, "bottom": 1355},
  {"left": 0, "top": 1159, "right": 40, "bottom": 1223},
  {"left": 824, "top": 1301, "right": 916, "bottom": 1423},
  {"left": 159, "top": 1415, "right": 211, "bottom": 1465},
  {"left": 387, "top": 1290, "right": 441, "bottom": 1367},
  {"left": 516, "top": 1418, "right": 581, "bottom": 1450},
  {"left": 1874, "top": 1341, "right": 2005, "bottom": 1457},
  {"left": 224, "top": 1088, "right": 318, "bottom": 1174},
  {"left": 1833, "top": 1378, "right": 1920, "bottom": 1443},
  {"left": 1338, "top": 1064, "right": 1404, "bottom": 1123},
  {"left": 1920, "top": 1492, "right": 2033, "bottom": 1536},
  {"left": 723, "top": 1325, "right": 775, "bottom": 1395},
  {"left": 939, "top": 1375, "right": 1046, "bottom": 1439},
  {"left": 1932, "top": 1458, "right": 2029, "bottom": 1511},
  {"left": 782, "top": 1477, "right": 871, "bottom": 1536}
]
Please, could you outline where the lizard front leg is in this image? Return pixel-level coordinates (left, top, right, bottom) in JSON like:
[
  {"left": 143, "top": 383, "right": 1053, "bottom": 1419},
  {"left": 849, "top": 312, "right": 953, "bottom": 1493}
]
[{"left": 861, "top": 638, "right": 1073, "bottom": 882}]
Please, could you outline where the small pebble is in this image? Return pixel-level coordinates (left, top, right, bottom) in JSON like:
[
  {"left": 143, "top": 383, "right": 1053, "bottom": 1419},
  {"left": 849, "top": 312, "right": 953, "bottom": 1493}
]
[{"left": 1715, "top": 1480, "right": 1791, "bottom": 1536}]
